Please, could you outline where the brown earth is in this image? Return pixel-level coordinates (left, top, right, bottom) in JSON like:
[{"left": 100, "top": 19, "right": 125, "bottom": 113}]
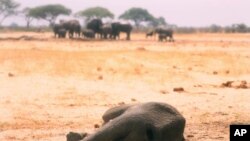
[{"left": 0, "top": 32, "right": 250, "bottom": 141}]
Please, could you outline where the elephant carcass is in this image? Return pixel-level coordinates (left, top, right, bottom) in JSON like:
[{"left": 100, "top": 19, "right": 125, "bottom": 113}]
[{"left": 67, "top": 102, "right": 186, "bottom": 141}]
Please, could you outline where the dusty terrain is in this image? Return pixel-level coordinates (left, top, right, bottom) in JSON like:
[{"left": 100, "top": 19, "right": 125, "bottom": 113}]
[{"left": 0, "top": 32, "right": 249, "bottom": 141}]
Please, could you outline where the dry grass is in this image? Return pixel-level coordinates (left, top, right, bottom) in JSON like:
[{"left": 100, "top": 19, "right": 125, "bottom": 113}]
[{"left": 0, "top": 32, "right": 250, "bottom": 141}]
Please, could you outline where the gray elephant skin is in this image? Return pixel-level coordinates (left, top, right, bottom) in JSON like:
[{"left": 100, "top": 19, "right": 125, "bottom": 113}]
[
  {"left": 155, "top": 28, "right": 174, "bottom": 42},
  {"left": 53, "top": 24, "right": 66, "bottom": 38},
  {"left": 61, "top": 20, "right": 81, "bottom": 38},
  {"left": 67, "top": 102, "right": 186, "bottom": 141},
  {"left": 100, "top": 24, "right": 113, "bottom": 39},
  {"left": 82, "top": 29, "right": 95, "bottom": 39},
  {"left": 86, "top": 19, "right": 103, "bottom": 38},
  {"left": 111, "top": 22, "right": 133, "bottom": 40}
]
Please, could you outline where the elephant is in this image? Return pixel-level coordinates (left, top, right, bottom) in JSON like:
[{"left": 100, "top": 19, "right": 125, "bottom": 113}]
[
  {"left": 146, "top": 31, "right": 154, "bottom": 38},
  {"left": 111, "top": 22, "right": 133, "bottom": 40},
  {"left": 53, "top": 23, "right": 63, "bottom": 38},
  {"left": 86, "top": 19, "right": 103, "bottom": 38},
  {"left": 66, "top": 102, "right": 186, "bottom": 141},
  {"left": 154, "top": 28, "right": 174, "bottom": 42},
  {"left": 100, "top": 24, "right": 113, "bottom": 39},
  {"left": 57, "top": 28, "right": 67, "bottom": 38},
  {"left": 61, "top": 20, "right": 81, "bottom": 38},
  {"left": 158, "top": 33, "right": 168, "bottom": 41},
  {"left": 82, "top": 29, "right": 95, "bottom": 39}
]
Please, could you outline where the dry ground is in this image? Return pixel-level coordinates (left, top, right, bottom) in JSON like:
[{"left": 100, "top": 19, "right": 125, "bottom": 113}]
[{"left": 0, "top": 32, "right": 250, "bottom": 141}]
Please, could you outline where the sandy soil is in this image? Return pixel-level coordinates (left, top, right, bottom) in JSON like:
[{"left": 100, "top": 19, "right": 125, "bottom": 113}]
[{"left": 0, "top": 32, "right": 249, "bottom": 141}]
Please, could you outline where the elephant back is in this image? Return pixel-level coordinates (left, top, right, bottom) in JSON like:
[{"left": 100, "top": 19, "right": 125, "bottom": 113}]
[
  {"left": 129, "top": 102, "right": 185, "bottom": 141},
  {"left": 61, "top": 20, "right": 81, "bottom": 30}
]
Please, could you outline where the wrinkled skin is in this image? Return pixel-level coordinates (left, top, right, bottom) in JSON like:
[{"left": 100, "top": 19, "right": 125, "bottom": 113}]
[
  {"left": 61, "top": 20, "right": 81, "bottom": 38},
  {"left": 86, "top": 19, "right": 103, "bottom": 38},
  {"left": 155, "top": 28, "right": 174, "bottom": 42},
  {"left": 82, "top": 29, "right": 95, "bottom": 39},
  {"left": 67, "top": 102, "right": 185, "bottom": 141},
  {"left": 111, "top": 22, "right": 133, "bottom": 40}
]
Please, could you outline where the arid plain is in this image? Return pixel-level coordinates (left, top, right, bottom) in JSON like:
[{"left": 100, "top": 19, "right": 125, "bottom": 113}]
[{"left": 0, "top": 32, "right": 250, "bottom": 141}]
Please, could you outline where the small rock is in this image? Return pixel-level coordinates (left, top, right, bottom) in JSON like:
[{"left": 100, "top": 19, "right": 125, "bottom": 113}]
[
  {"left": 237, "top": 80, "right": 248, "bottom": 89},
  {"left": 213, "top": 71, "right": 218, "bottom": 75},
  {"left": 187, "top": 135, "right": 194, "bottom": 138},
  {"left": 98, "top": 75, "right": 103, "bottom": 80},
  {"left": 97, "top": 67, "right": 102, "bottom": 71},
  {"left": 118, "top": 102, "right": 125, "bottom": 105},
  {"left": 160, "top": 90, "right": 168, "bottom": 94},
  {"left": 225, "top": 70, "right": 230, "bottom": 74},
  {"left": 173, "top": 87, "right": 184, "bottom": 92},
  {"left": 131, "top": 98, "right": 137, "bottom": 102},
  {"left": 8, "top": 73, "right": 14, "bottom": 77},
  {"left": 137, "top": 47, "right": 146, "bottom": 51},
  {"left": 94, "top": 124, "right": 100, "bottom": 128},
  {"left": 221, "top": 81, "right": 233, "bottom": 87}
]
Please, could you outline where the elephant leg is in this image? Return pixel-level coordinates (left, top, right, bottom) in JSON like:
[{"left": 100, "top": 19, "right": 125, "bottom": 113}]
[
  {"left": 102, "top": 104, "right": 132, "bottom": 124},
  {"left": 127, "top": 32, "right": 131, "bottom": 40},
  {"left": 78, "top": 31, "right": 81, "bottom": 38},
  {"left": 171, "top": 36, "right": 175, "bottom": 42},
  {"left": 69, "top": 30, "right": 73, "bottom": 38},
  {"left": 66, "top": 132, "right": 88, "bottom": 141},
  {"left": 81, "top": 117, "right": 131, "bottom": 141},
  {"left": 82, "top": 117, "right": 157, "bottom": 141}
]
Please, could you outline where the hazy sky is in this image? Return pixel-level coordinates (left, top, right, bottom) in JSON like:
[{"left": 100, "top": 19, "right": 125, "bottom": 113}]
[{"left": 5, "top": 0, "right": 250, "bottom": 26}]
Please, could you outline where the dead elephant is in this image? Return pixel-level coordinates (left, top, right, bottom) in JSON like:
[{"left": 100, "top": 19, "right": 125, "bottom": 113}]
[{"left": 67, "top": 102, "right": 186, "bottom": 141}]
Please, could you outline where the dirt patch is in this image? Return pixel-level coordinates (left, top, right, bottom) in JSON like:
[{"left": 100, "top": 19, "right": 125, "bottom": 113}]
[{"left": 0, "top": 32, "right": 250, "bottom": 141}]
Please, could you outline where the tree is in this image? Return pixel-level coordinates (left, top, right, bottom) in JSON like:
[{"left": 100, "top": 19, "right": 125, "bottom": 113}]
[
  {"left": 209, "top": 24, "right": 222, "bottom": 33},
  {"left": 22, "top": 7, "right": 33, "bottom": 29},
  {"left": 149, "top": 16, "right": 167, "bottom": 27},
  {"left": 29, "top": 4, "right": 71, "bottom": 26},
  {"left": 119, "top": 7, "right": 154, "bottom": 28},
  {"left": 0, "top": 0, "right": 20, "bottom": 26},
  {"left": 75, "top": 7, "right": 114, "bottom": 22},
  {"left": 233, "top": 23, "right": 248, "bottom": 33}
]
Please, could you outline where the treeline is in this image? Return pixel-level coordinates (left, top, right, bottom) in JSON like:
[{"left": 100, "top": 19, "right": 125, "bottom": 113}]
[
  {"left": 0, "top": 0, "right": 166, "bottom": 29},
  {"left": 175, "top": 24, "right": 250, "bottom": 33},
  {"left": 1, "top": 0, "right": 250, "bottom": 33}
]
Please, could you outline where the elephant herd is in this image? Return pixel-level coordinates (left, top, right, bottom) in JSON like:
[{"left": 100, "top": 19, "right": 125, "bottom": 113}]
[
  {"left": 53, "top": 19, "right": 174, "bottom": 42},
  {"left": 53, "top": 19, "right": 133, "bottom": 40},
  {"left": 146, "top": 28, "right": 175, "bottom": 42}
]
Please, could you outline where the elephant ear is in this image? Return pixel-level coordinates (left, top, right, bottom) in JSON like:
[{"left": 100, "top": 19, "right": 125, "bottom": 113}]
[{"left": 102, "top": 104, "right": 132, "bottom": 124}]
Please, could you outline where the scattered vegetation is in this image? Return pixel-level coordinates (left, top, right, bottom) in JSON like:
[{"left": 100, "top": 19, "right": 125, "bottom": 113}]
[{"left": 0, "top": 1, "right": 250, "bottom": 33}]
